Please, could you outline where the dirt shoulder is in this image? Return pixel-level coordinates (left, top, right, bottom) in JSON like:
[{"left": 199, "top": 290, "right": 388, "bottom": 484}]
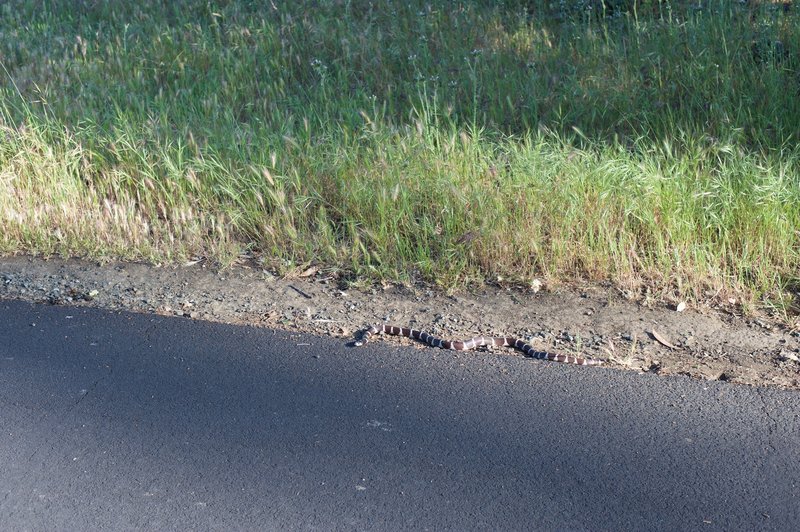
[{"left": 1, "top": 255, "right": 798, "bottom": 389}]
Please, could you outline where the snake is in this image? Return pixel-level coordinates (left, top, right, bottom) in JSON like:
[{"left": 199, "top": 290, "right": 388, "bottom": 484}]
[{"left": 354, "top": 324, "right": 604, "bottom": 366}]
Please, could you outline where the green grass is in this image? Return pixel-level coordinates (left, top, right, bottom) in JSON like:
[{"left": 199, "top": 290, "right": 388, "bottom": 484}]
[{"left": 1, "top": 0, "right": 799, "bottom": 313}]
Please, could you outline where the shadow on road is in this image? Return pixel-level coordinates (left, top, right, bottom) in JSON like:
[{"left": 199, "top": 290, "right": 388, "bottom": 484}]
[{"left": 1, "top": 299, "right": 798, "bottom": 530}]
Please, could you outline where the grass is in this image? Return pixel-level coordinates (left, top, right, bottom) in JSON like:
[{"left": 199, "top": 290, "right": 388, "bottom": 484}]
[{"left": 0, "top": 0, "right": 798, "bottom": 314}]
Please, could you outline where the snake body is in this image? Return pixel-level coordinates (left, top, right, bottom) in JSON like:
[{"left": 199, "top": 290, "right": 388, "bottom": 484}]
[{"left": 355, "top": 324, "right": 604, "bottom": 366}]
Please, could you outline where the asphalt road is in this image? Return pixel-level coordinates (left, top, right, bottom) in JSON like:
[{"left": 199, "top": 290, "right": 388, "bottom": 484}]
[{"left": 1, "top": 299, "right": 798, "bottom": 531}]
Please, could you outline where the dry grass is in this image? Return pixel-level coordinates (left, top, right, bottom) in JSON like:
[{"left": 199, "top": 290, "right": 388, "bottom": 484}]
[{"left": 0, "top": 0, "right": 798, "bottom": 314}]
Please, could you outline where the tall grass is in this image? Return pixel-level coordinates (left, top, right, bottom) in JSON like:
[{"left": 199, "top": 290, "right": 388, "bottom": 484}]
[{"left": 0, "top": 0, "right": 798, "bottom": 312}]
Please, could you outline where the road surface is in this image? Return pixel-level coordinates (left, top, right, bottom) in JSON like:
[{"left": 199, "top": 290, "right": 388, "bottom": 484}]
[{"left": 1, "top": 299, "right": 798, "bottom": 530}]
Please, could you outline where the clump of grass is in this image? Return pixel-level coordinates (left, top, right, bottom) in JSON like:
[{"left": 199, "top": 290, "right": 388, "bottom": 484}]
[{"left": 0, "top": 0, "right": 798, "bottom": 314}]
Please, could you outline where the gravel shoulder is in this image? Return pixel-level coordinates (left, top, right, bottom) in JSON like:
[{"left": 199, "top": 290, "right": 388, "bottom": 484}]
[{"left": 1, "top": 255, "right": 799, "bottom": 389}]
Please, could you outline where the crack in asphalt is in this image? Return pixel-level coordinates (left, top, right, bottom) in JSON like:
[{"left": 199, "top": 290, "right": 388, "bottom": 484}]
[
  {"left": 21, "top": 365, "right": 114, "bottom": 473},
  {"left": 72, "top": 365, "right": 114, "bottom": 409},
  {"left": 755, "top": 387, "right": 780, "bottom": 453},
  {"left": 1, "top": 363, "right": 117, "bottom": 524}
]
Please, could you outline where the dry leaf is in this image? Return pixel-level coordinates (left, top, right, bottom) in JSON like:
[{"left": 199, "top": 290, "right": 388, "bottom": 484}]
[
  {"left": 650, "top": 329, "right": 677, "bottom": 349},
  {"left": 299, "top": 266, "right": 318, "bottom": 278}
]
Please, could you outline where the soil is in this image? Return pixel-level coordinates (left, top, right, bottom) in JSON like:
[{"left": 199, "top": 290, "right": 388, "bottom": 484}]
[{"left": 1, "top": 255, "right": 799, "bottom": 389}]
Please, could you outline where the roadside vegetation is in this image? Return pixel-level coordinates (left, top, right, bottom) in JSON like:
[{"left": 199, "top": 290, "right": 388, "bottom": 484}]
[{"left": 1, "top": 0, "right": 798, "bottom": 315}]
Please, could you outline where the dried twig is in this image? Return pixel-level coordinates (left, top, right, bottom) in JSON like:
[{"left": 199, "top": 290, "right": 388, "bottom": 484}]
[{"left": 288, "top": 284, "right": 313, "bottom": 299}]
